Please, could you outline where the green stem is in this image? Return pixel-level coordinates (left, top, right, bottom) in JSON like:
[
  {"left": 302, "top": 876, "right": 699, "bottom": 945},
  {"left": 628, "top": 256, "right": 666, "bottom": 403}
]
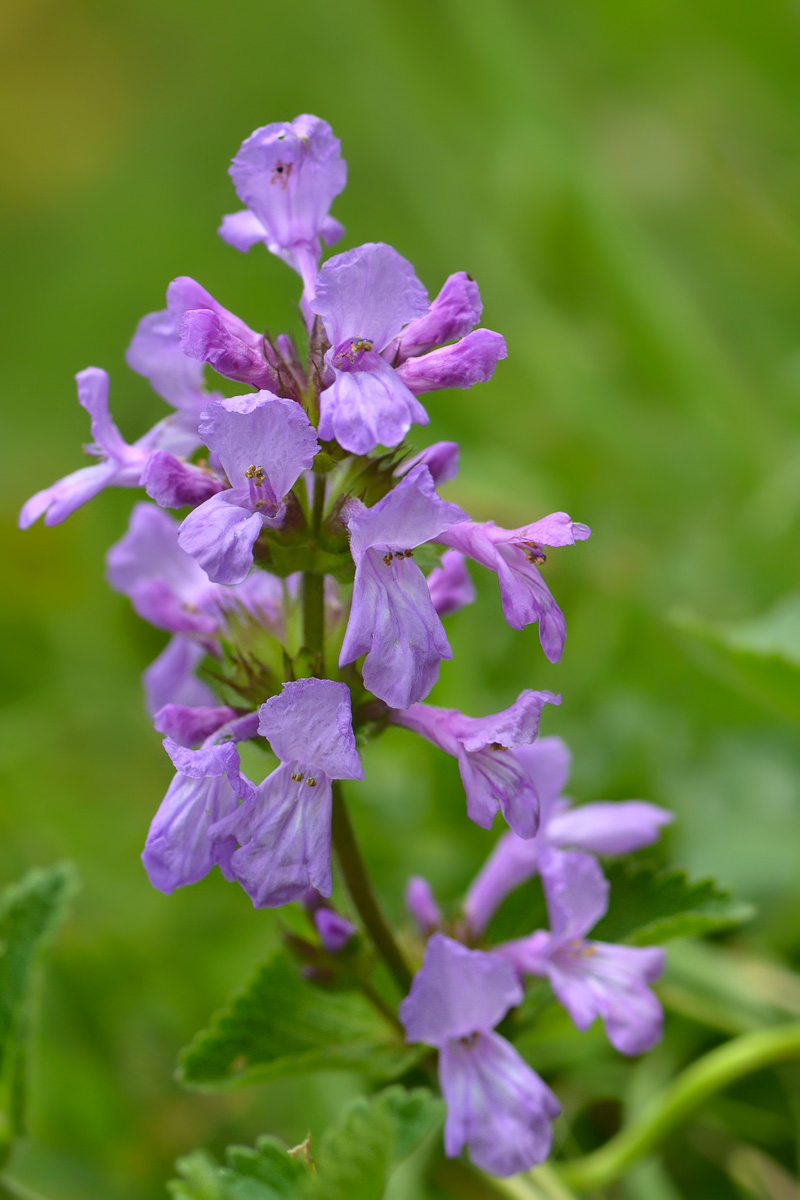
[
  {"left": 302, "top": 571, "right": 325, "bottom": 675},
  {"left": 557, "top": 1022, "right": 800, "bottom": 1192},
  {"left": 331, "top": 783, "right": 412, "bottom": 994}
]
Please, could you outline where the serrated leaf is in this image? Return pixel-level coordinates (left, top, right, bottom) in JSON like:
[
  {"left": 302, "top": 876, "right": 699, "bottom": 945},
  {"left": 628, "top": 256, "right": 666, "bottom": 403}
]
[
  {"left": 590, "top": 861, "right": 754, "bottom": 946},
  {"left": 673, "top": 599, "right": 800, "bottom": 723},
  {"left": 178, "top": 952, "right": 418, "bottom": 1090},
  {"left": 0, "top": 862, "right": 76, "bottom": 1154},
  {"left": 169, "top": 1087, "right": 443, "bottom": 1200}
]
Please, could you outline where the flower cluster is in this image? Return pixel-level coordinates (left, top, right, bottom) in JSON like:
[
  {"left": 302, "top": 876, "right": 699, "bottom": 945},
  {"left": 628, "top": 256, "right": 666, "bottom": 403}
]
[{"left": 21, "top": 114, "right": 670, "bottom": 1179}]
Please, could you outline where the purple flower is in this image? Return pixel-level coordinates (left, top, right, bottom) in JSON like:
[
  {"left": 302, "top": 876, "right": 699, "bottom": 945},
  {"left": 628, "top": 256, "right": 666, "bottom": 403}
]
[
  {"left": 396, "top": 441, "right": 460, "bottom": 486},
  {"left": 391, "top": 272, "right": 484, "bottom": 361},
  {"left": 107, "top": 503, "right": 224, "bottom": 635},
  {"left": 223, "top": 115, "right": 347, "bottom": 298},
  {"left": 178, "top": 393, "right": 319, "bottom": 584},
  {"left": 143, "top": 637, "right": 217, "bottom": 716},
  {"left": 392, "top": 691, "right": 560, "bottom": 838},
  {"left": 438, "top": 514, "right": 591, "bottom": 662},
  {"left": 167, "top": 277, "right": 279, "bottom": 392},
  {"left": 126, "top": 307, "right": 217, "bottom": 445},
  {"left": 339, "top": 465, "right": 469, "bottom": 708},
  {"left": 399, "top": 934, "right": 560, "bottom": 1176},
  {"left": 463, "top": 738, "right": 672, "bottom": 936},
  {"left": 19, "top": 369, "right": 154, "bottom": 528},
  {"left": 406, "top": 876, "right": 442, "bottom": 937},
  {"left": 213, "top": 679, "right": 363, "bottom": 908},
  {"left": 311, "top": 243, "right": 431, "bottom": 453},
  {"left": 314, "top": 908, "right": 356, "bottom": 953},
  {"left": 498, "top": 852, "right": 665, "bottom": 1056},
  {"left": 143, "top": 733, "right": 255, "bottom": 894},
  {"left": 427, "top": 549, "right": 476, "bottom": 618}
]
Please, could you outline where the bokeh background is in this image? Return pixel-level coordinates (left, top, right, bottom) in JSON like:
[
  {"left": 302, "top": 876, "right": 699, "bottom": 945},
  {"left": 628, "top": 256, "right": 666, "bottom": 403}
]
[{"left": 2, "top": 0, "right": 800, "bottom": 1196}]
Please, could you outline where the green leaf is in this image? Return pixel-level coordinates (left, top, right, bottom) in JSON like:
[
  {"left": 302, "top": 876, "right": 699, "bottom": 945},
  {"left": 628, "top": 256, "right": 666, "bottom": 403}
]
[
  {"left": 0, "top": 862, "right": 76, "bottom": 1156},
  {"left": 672, "top": 598, "right": 800, "bottom": 723},
  {"left": 169, "top": 1087, "right": 443, "bottom": 1200},
  {"left": 178, "top": 952, "right": 419, "bottom": 1090},
  {"left": 591, "top": 860, "right": 754, "bottom": 946}
]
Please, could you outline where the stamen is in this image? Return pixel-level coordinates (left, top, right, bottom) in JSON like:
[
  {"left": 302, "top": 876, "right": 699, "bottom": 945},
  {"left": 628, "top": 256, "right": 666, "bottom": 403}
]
[
  {"left": 489, "top": 742, "right": 508, "bottom": 751},
  {"left": 383, "top": 552, "right": 393, "bottom": 565},
  {"left": 291, "top": 771, "right": 304, "bottom": 782},
  {"left": 244, "top": 465, "right": 266, "bottom": 487},
  {"left": 306, "top": 777, "right": 317, "bottom": 788}
]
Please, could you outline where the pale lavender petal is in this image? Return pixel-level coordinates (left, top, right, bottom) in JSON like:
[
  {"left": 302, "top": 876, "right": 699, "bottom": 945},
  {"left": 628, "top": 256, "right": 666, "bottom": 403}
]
[
  {"left": 318, "top": 354, "right": 429, "bottom": 454},
  {"left": 541, "top": 848, "right": 609, "bottom": 941},
  {"left": 405, "top": 876, "right": 441, "bottom": 936},
  {"left": 427, "top": 550, "right": 476, "bottom": 618},
  {"left": 398, "top": 330, "right": 507, "bottom": 395},
  {"left": 498, "top": 513, "right": 592, "bottom": 549},
  {"left": 314, "top": 908, "right": 355, "bottom": 952},
  {"left": 199, "top": 393, "right": 318, "bottom": 506},
  {"left": 153, "top": 704, "right": 238, "bottom": 746},
  {"left": 345, "top": 465, "right": 469, "bottom": 558},
  {"left": 513, "top": 738, "right": 572, "bottom": 825},
  {"left": 143, "top": 637, "right": 216, "bottom": 716},
  {"left": 167, "top": 277, "right": 264, "bottom": 357},
  {"left": 547, "top": 942, "right": 665, "bottom": 1055},
  {"left": 218, "top": 208, "right": 270, "bottom": 252},
  {"left": 440, "top": 1031, "right": 560, "bottom": 1176},
  {"left": 142, "top": 770, "right": 240, "bottom": 893},
  {"left": 78, "top": 367, "right": 129, "bottom": 461},
  {"left": 257, "top": 678, "right": 363, "bottom": 780},
  {"left": 340, "top": 552, "right": 451, "bottom": 709},
  {"left": 141, "top": 450, "right": 224, "bottom": 509},
  {"left": 126, "top": 309, "right": 208, "bottom": 412},
  {"left": 394, "top": 272, "right": 483, "bottom": 361},
  {"left": 230, "top": 116, "right": 346, "bottom": 254},
  {"left": 220, "top": 764, "right": 333, "bottom": 907},
  {"left": 494, "top": 931, "right": 554, "bottom": 978},
  {"left": 106, "top": 503, "right": 212, "bottom": 600},
  {"left": 180, "top": 309, "right": 278, "bottom": 390},
  {"left": 19, "top": 462, "right": 117, "bottom": 529},
  {"left": 547, "top": 801, "right": 673, "bottom": 856},
  {"left": 398, "top": 441, "right": 460, "bottom": 486},
  {"left": 462, "top": 832, "right": 540, "bottom": 937},
  {"left": 177, "top": 491, "right": 264, "bottom": 585},
  {"left": 320, "top": 215, "right": 345, "bottom": 246},
  {"left": 311, "top": 243, "right": 429, "bottom": 350},
  {"left": 399, "top": 934, "right": 522, "bottom": 1046}
]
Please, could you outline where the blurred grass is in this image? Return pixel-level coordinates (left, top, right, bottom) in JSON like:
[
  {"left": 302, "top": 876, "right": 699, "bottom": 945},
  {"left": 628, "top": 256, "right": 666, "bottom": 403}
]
[{"left": 2, "top": 0, "right": 800, "bottom": 1195}]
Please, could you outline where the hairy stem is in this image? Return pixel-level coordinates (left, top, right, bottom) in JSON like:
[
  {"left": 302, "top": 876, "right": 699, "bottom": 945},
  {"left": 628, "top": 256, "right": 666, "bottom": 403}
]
[
  {"left": 557, "top": 1022, "right": 800, "bottom": 1192},
  {"left": 331, "top": 783, "right": 412, "bottom": 994}
]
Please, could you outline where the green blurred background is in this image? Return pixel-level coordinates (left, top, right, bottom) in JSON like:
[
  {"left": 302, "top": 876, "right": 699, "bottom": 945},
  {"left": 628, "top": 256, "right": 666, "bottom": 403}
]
[{"left": 2, "top": 0, "right": 800, "bottom": 1195}]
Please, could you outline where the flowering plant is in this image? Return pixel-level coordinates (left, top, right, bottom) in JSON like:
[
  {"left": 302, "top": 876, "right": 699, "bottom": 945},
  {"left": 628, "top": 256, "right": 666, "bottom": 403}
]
[{"left": 18, "top": 115, "right": 759, "bottom": 1196}]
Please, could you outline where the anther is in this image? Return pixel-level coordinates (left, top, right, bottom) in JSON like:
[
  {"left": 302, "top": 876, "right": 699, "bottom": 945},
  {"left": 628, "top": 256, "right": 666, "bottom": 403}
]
[
  {"left": 383, "top": 553, "right": 393, "bottom": 565},
  {"left": 489, "top": 742, "right": 508, "bottom": 751},
  {"left": 291, "top": 771, "right": 304, "bottom": 782},
  {"left": 244, "top": 464, "right": 266, "bottom": 486},
  {"left": 306, "top": 777, "right": 317, "bottom": 788}
]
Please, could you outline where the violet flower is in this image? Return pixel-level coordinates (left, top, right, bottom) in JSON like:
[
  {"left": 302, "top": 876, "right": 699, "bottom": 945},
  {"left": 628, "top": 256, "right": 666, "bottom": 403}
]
[
  {"left": 396, "top": 440, "right": 460, "bottom": 487},
  {"left": 222, "top": 115, "right": 347, "bottom": 300},
  {"left": 427, "top": 549, "right": 476, "bottom": 618},
  {"left": 178, "top": 393, "right": 319, "bottom": 584},
  {"left": 143, "top": 718, "right": 257, "bottom": 894},
  {"left": 167, "top": 276, "right": 280, "bottom": 392},
  {"left": 392, "top": 691, "right": 560, "bottom": 838},
  {"left": 339, "top": 464, "right": 469, "bottom": 708},
  {"left": 311, "top": 247, "right": 507, "bottom": 454},
  {"left": 19, "top": 368, "right": 166, "bottom": 528},
  {"left": 438, "top": 513, "right": 591, "bottom": 662},
  {"left": 213, "top": 679, "right": 363, "bottom": 908},
  {"left": 143, "top": 637, "right": 217, "bottom": 717},
  {"left": 399, "top": 934, "right": 560, "bottom": 1176},
  {"left": 463, "top": 737, "right": 673, "bottom": 937},
  {"left": 498, "top": 851, "right": 665, "bottom": 1056},
  {"left": 126, "top": 306, "right": 218, "bottom": 449}
]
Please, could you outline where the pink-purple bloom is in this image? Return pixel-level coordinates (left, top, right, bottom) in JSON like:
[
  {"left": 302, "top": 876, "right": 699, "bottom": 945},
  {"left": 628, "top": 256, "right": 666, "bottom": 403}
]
[
  {"left": 178, "top": 393, "right": 319, "bottom": 584},
  {"left": 399, "top": 934, "right": 560, "bottom": 1176},
  {"left": 168, "top": 276, "right": 280, "bottom": 392},
  {"left": 463, "top": 737, "right": 673, "bottom": 937},
  {"left": 438, "top": 513, "right": 591, "bottom": 662},
  {"left": 498, "top": 851, "right": 665, "bottom": 1056},
  {"left": 426, "top": 549, "right": 476, "bottom": 618},
  {"left": 222, "top": 115, "right": 347, "bottom": 300},
  {"left": 143, "top": 727, "right": 256, "bottom": 895},
  {"left": 339, "top": 464, "right": 469, "bottom": 708},
  {"left": 393, "top": 691, "right": 560, "bottom": 838},
  {"left": 213, "top": 679, "right": 363, "bottom": 908}
]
